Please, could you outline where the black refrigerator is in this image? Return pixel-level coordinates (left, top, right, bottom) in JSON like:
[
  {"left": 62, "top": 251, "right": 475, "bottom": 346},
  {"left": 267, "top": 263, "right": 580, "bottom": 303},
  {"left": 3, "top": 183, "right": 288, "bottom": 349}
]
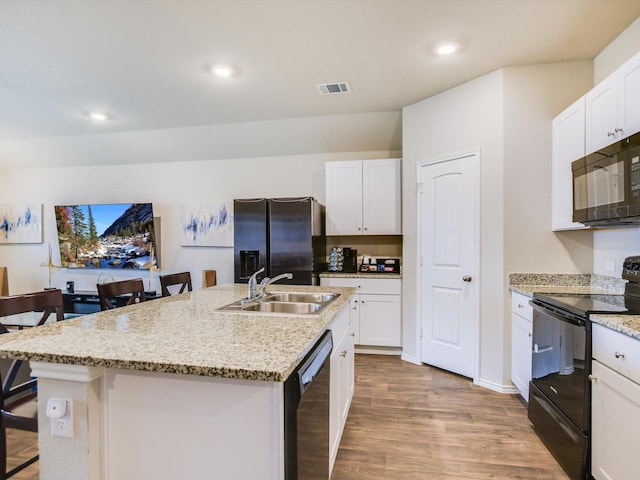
[{"left": 233, "top": 197, "right": 326, "bottom": 285}]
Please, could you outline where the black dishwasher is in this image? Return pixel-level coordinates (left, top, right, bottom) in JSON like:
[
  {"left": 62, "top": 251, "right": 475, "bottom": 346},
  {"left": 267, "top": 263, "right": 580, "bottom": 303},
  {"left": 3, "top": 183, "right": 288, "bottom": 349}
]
[{"left": 284, "top": 330, "right": 332, "bottom": 480}]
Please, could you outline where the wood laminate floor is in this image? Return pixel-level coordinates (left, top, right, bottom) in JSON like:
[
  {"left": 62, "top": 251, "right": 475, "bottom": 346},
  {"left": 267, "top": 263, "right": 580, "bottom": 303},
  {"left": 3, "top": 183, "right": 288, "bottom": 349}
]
[
  {"left": 4, "top": 354, "right": 569, "bottom": 480},
  {"left": 331, "top": 354, "right": 570, "bottom": 480}
]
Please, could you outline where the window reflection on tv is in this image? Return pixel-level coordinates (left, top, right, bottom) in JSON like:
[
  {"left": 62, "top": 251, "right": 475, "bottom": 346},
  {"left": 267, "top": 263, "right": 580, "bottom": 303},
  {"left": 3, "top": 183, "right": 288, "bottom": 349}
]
[{"left": 54, "top": 203, "right": 157, "bottom": 270}]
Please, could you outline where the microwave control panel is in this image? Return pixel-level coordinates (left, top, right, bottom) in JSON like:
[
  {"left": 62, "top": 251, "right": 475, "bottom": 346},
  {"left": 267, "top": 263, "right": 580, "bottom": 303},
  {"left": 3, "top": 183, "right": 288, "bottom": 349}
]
[
  {"left": 622, "top": 256, "right": 640, "bottom": 280},
  {"left": 631, "top": 154, "right": 640, "bottom": 197}
]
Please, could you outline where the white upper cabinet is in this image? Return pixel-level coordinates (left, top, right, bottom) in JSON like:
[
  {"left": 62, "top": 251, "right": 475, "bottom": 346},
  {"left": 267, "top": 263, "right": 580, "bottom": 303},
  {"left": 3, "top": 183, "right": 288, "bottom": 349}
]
[
  {"left": 325, "top": 159, "right": 401, "bottom": 235},
  {"left": 618, "top": 51, "right": 640, "bottom": 141},
  {"left": 552, "top": 96, "right": 588, "bottom": 231},
  {"left": 586, "top": 51, "right": 640, "bottom": 154}
]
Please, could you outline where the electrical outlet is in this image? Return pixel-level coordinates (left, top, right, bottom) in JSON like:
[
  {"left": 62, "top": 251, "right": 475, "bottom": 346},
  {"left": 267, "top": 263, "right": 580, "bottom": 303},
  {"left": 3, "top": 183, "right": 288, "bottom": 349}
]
[
  {"left": 605, "top": 260, "right": 615, "bottom": 272},
  {"left": 46, "top": 398, "right": 73, "bottom": 438}
]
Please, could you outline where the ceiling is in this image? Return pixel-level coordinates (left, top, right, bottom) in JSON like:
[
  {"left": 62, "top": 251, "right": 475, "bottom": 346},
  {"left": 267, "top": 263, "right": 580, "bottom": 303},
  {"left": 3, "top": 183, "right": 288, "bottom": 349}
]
[{"left": 1, "top": 1, "right": 640, "bottom": 165}]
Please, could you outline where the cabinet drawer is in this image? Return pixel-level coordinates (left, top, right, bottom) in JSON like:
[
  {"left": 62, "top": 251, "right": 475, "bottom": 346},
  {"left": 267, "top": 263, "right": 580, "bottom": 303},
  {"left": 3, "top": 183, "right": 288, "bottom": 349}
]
[
  {"left": 321, "top": 277, "right": 401, "bottom": 295},
  {"left": 511, "top": 292, "right": 533, "bottom": 321},
  {"left": 593, "top": 323, "right": 640, "bottom": 385}
]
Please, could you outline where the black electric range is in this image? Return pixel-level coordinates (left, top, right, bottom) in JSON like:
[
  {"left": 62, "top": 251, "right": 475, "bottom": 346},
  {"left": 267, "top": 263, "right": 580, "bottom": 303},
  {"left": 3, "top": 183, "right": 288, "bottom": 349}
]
[
  {"left": 531, "top": 292, "right": 639, "bottom": 317},
  {"left": 527, "top": 256, "right": 640, "bottom": 480},
  {"left": 533, "top": 255, "right": 640, "bottom": 318}
]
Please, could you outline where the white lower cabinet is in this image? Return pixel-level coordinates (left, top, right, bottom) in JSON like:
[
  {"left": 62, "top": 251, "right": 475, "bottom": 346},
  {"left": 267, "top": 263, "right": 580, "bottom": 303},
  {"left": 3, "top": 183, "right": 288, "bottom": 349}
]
[
  {"left": 321, "top": 277, "right": 402, "bottom": 349},
  {"left": 328, "top": 301, "right": 355, "bottom": 474},
  {"left": 511, "top": 292, "right": 532, "bottom": 400},
  {"left": 591, "top": 324, "right": 640, "bottom": 480}
]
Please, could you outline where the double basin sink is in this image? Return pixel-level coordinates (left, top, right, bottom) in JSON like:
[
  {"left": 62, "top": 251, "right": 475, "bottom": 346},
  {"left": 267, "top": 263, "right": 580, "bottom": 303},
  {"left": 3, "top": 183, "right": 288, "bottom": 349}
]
[{"left": 218, "top": 292, "right": 340, "bottom": 315}]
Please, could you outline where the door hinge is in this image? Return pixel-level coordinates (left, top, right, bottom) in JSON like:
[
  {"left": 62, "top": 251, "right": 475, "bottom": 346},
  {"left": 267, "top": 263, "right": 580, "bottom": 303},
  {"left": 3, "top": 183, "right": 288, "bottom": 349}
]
[{"left": 416, "top": 182, "right": 423, "bottom": 194}]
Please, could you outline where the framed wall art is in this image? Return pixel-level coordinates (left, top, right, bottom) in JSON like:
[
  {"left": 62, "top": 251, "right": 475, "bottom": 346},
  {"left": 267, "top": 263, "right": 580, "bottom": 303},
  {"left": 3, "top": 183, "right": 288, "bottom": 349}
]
[
  {"left": 181, "top": 202, "right": 233, "bottom": 247},
  {"left": 0, "top": 203, "right": 43, "bottom": 244}
]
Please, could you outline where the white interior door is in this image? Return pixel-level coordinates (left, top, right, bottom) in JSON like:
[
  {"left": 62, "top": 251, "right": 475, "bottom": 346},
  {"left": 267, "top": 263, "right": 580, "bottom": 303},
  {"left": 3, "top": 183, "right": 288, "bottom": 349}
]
[{"left": 419, "top": 152, "right": 478, "bottom": 379}]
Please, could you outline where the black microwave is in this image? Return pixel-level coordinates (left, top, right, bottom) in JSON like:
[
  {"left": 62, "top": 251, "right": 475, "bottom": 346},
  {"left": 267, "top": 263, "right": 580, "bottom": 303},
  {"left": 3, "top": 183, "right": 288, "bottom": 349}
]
[{"left": 572, "top": 132, "right": 640, "bottom": 226}]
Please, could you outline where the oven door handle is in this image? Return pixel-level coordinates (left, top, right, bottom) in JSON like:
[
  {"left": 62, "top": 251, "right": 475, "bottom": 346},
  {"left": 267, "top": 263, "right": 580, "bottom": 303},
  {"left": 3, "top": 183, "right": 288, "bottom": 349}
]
[{"left": 530, "top": 300, "right": 586, "bottom": 326}]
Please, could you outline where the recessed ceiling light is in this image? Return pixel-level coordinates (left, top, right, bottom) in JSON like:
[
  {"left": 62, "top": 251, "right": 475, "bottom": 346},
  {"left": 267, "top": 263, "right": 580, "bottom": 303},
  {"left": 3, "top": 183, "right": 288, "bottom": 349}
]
[
  {"left": 88, "top": 112, "right": 109, "bottom": 121},
  {"left": 436, "top": 43, "right": 459, "bottom": 56},
  {"left": 211, "top": 64, "right": 234, "bottom": 77}
]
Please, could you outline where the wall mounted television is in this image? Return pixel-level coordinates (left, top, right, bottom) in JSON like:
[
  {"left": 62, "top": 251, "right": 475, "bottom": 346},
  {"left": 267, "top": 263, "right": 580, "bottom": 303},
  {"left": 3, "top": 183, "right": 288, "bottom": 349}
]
[{"left": 54, "top": 203, "right": 158, "bottom": 270}]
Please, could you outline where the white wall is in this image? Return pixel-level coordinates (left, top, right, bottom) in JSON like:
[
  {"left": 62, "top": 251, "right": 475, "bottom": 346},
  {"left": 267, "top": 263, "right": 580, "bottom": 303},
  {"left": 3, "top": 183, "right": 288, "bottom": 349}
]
[
  {"left": 503, "top": 61, "right": 594, "bottom": 276},
  {"left": 594, "top": 16, "right": 640, "bottom": 84},
  {"left": 0, "top": 149, "right": 398, "bottom": 295},
  {"left": 403, "top": 61, "right": 595, "bottom": 389},
  {"left": 402, "top": 69, "right": 505, "bottom": 381}
]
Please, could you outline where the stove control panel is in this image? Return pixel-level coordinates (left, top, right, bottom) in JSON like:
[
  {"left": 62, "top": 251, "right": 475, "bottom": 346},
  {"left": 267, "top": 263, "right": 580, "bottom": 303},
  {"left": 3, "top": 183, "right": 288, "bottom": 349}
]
[{"left": 622, "top": 256, "right": 640, "bottom": 281}]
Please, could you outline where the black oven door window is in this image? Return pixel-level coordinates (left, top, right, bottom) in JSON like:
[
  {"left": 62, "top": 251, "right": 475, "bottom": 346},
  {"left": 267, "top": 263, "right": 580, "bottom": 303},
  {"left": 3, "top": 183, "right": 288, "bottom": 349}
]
[{"left": 531, "top": 308, "right": 588, "bottom": 431}]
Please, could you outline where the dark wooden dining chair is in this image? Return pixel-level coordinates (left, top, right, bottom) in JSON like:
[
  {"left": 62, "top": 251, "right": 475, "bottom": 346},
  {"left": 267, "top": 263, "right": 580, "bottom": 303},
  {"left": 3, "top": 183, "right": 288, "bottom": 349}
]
[
  {"left": 0, "top": 289, "right": 64, "bottom": 479},
  {"left": 97, "top": 278, "right": 146, "bottom": 311},
  {"left": 159, "top": 272, "right": 192, "bottom": 297}
]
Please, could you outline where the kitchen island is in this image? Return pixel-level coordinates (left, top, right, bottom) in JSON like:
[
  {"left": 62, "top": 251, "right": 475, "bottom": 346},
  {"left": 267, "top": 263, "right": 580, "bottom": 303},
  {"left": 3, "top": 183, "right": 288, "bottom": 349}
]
[{"left": 0, "top": 283, "right": 354, "bottom": 480}]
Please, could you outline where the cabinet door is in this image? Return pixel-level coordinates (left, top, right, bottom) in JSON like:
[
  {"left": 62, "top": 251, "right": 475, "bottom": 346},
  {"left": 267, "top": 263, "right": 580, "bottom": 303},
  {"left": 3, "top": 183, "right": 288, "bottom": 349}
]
[
  {"left": 591, "top": 360, "right": 640, "bottom": 480},
  {"left": 349, "top": 295, "right": 360, "bottom": 344},
  {"left": 619, "top": 50, "right": 640, "bottom": 139},
  {"left": 362, "top": 159, "right": 402, "bottom": 234},
  {"left": 586, "top": 73, "right": 619, "bottom": 154},
  {"left": 552, "top": 97, "right": 588, "bottom": 231},
  {"left": 511, "top": 312, "right": 532, "bottom": 401},
  {"left": 359, "top": 294, "right": 401, "bottom": 346},
  {"left": 325, "top": 160, "right": 363, "bottom": 235},
  {"left": 329, "top": 330, "right": 346, "bottom": 471}
]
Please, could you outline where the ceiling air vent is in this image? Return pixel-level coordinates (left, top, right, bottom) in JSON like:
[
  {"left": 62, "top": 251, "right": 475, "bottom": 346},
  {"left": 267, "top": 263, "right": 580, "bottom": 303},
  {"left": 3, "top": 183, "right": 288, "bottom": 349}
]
[{"left": 315, "top": 82, "right": 351, "bottom": 95}]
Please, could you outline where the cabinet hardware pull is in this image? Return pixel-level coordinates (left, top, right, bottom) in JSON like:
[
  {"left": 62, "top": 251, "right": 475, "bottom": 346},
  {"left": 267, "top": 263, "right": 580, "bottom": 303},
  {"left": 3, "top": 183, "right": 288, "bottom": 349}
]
[
  {"left": 588, "top": 374, "right": 597, "bottom": 382},
  {"left": 528, "top": 333, "right": 532, "bottom": 338},
  {"left": 518, "top": 304, "right": 523, "bottom": 308},
  {"left": 614, "top": 351, "right": 625, "bottom": 359},
  {"left": 462, "top": 275, "right": 472, "bottom": 282},
  {"left": 340, "top": 350, "right": 347, "bottom": 357},
  {"left": 350, "top": 332, "right": 355, "bottom": 337},
  {"left": 615, "top": 127, "right": 623, "bottom": 133},
  {"left": 608, "top": 131, "right": 615, "bottom": 137}
]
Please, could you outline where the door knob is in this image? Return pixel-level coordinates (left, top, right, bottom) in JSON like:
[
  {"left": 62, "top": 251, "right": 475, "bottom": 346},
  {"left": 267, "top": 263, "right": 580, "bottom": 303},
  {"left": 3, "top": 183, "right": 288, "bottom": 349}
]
[{"left": 462, "top": 275, "right": 472, "bottom": 282}]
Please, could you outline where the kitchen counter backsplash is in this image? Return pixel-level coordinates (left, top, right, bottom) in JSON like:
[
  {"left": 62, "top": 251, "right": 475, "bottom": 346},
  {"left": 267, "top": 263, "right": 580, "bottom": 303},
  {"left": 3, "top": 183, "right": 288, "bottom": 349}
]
[{"left": 509, "top": 273, "right": 626, "bottom": 296}]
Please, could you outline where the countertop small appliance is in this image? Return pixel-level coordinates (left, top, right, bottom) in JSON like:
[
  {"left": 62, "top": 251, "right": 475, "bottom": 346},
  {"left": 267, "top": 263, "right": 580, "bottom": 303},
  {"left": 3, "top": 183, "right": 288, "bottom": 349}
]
[{"left": 359, "top": 257, "right": 400, "bottom": 273}]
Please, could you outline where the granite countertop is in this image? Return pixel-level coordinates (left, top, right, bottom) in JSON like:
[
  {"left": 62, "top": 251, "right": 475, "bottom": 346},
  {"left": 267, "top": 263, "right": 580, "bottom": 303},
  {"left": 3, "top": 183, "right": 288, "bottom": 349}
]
[
  {"left": 589, "top": 314, "right": 640, "bottom": 341},
  {"left": 509, "top": 273, "right": 626, "bottom": 298},
  {"left": 509, "top": 272, "right": 640, "bottom": 341},
  {"left": 320, "top": 271, "right": 402, "bottom": 279},
  {"left": 0, "top": 284, "right": 355, "bottom": 382}
]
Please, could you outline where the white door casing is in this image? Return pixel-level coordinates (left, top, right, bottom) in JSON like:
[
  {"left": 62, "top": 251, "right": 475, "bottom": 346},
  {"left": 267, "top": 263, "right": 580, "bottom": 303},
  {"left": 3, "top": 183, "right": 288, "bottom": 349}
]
[{"left": 417, "top": 150, "right": 479, "bottom": 380}]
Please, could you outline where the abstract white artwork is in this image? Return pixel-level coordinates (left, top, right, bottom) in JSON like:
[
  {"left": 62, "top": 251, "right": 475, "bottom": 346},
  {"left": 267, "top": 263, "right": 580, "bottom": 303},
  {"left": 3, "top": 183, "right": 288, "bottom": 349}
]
[
  {"left": 181, "top": 202, "right": 233, "bottom": 247},
  {"left": 0, "top": 203, "right": 43, "bottom": 244}
]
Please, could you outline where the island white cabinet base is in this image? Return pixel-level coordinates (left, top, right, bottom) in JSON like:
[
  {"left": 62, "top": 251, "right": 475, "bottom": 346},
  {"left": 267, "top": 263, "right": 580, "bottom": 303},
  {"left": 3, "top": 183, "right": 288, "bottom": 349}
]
[{"left": 31, "top": 362, "right": 285, "bottom": 480}]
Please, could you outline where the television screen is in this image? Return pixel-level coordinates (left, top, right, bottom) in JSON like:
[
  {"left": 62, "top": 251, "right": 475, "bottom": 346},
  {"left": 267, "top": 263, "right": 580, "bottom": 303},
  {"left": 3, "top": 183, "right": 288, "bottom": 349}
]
[{"left": 54, "top": 203, "right": 158, "bottom": 270}]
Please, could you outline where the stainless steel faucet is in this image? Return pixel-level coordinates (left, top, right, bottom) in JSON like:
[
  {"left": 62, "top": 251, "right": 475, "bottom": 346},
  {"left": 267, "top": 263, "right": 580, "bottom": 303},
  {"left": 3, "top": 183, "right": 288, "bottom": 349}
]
[
  {"left": 245, "top": 269, "right": 293, "bottom": 304},
  {"left": 247, "top": 267, "right": 265, "bottom": 301},
  {"left": 259, "top": 272, "right": 293, "bottom": 295}
]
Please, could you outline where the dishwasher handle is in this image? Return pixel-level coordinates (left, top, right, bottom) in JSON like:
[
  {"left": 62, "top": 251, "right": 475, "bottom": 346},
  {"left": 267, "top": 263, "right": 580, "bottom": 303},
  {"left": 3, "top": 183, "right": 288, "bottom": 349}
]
[{"left": 298, "top": 331, "right": 333, "bottom": 395}]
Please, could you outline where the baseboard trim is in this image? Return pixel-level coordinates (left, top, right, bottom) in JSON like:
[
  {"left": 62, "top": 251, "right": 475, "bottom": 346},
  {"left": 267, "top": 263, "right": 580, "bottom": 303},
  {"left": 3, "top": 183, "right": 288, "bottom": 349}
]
[
  {"left": 400, "top": 353, "right": 421, "bottom": 365},
  {"left": 474, "top": 377, "right": 520, "bottom": 395},
  {"left": 355, "top": 345, "right": 402, "bottom": 356}
]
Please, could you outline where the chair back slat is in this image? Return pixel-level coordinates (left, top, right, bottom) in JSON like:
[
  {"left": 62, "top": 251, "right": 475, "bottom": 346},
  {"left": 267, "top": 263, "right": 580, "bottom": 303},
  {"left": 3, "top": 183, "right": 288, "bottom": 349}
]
[
  {"left": 0, "top": 290, "right": 57, "bottom": 476},
  {"left": 159, "top": 272, "right": 192, "bottom": 297},
  {"left": 0, "top": 289, "right": 64, "bottom": 326},
  {"left": 97, "top": 279, "right": 146, "bottom": 310}
]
